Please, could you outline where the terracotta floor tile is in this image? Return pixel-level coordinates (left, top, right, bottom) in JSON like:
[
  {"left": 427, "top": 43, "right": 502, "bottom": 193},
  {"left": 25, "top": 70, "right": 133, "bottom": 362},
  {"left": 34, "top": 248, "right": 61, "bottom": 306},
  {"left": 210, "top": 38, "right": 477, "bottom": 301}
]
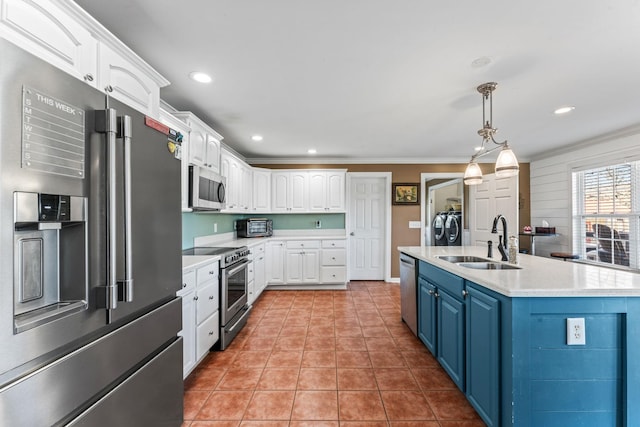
[
  {"left": 365, "top": 336, "right": 397, "bottom": 351},
  {"left": 304, "top": 336, "right": 336, "bottom": 351},
  {"left": 380, "top": 390, "right": 436, "bottom": 420},
  {"left": 257, "top": 368, "right": 300, "bottom": 390},
  {"left": 289, "top": 421, "right": 339, "bottom": 427},
  {"left": 279, "top": 326, "right": 308, "bottom": 337},
  {"left": 242, "top": 337, "right": 277, "bottom": 351},
  {"left": 401, "top": 350, "right": 438, "bottom": 368},
  {"left": 340, "top": 422, "right": 388, "bottom": 427},
  {"left": 291, "top": 390, "right": 339, "bottom": 420},
  {"left": 186, "top": 369, "right": 226, "bottom": 391},
  {"left": 368, "top": 351, "right": 406, "bottom": 368},
  {"left": 335, "top": 337, "right": 367, "bottom": 351},
  {"left": 190, "top": 421, "right": 240, "bottom": 427},
  {"left": 199, "top": 351, "right": 239, "bottom": 369},
  {"left": 297, "top": 368, "right": 337, "bottom": 390},
  {"left": 411, "top": 368, "right": 458, "bottom": 390},
  {"left": 251, "top": 325, "right": 282, "bottom": 337},
  {"left": 196, "top": 390, "right": 253, "bottom": 420},
  {"left": 335, "top": 351, "right": 371, "bottom": 368},
  {"left": 266, "top": 350, "right": 303, "bottom": 368},
  {"left": 373, "top": 368, "right": 419, "bottom": 390},
  {"left": 216, "top": 368, "right": 263, "bottom": 390},
  {"left": 274, "top": 336, "right": 307, "bottom": 351},
  {"left": 301, "top": 351, "right": 336, "bottom": 368},
  {"left": 388, "top": 422, "right": 440, "bottom": 427},
  {"left": 361, "top": 326, "right": 391, "bottom": 337},
  {"left": 288, "top": 309, "right": 312, "bottom": 318},
  {"left": 394, "top": 336, "right": 430, "bottom": 351},
  {"left": 243, "top": 390, "right": 295, "bottom": 420},
  {"left": 438, "top": 421, "right": 487, "bottom": 427},
  {"left": 238, "top": 421, "right": 289, "bottom": 427},
  {"left": 184, "top": 390, "right": 211, "bottom": 420},
  {"left": 337, "top": 369, "right": 377, "bottom": 390},
  {"left": 424, "top": 390, "right": 483, "bottom": 421},
  {"left": 283, "top": 317, "right": 310, "bottom": 328},
  {"left": 307, "top": 325, "right": 335, "bottom": 336},
  {"left": 337, "top": 391, "right": 386, "bottom": 421},
  {"left": 230, "top": 351, "right": 271, "bottom": 368}
]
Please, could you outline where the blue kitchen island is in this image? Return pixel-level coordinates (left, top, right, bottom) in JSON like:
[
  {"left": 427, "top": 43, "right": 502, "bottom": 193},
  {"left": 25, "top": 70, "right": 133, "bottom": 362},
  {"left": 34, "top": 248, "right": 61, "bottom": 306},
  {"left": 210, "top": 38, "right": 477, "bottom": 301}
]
[{"left": 399, "top": 246, "right": 640, "bottom": 427}]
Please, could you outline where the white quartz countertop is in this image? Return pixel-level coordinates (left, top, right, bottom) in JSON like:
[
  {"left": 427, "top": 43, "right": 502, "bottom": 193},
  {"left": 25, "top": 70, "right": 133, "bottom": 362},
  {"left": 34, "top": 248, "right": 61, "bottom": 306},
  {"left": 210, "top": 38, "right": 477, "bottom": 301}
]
[
  {"left": 182, "top": 255, "right": 221, "bottom": 270},
  {"left": 398, "top": 245, "right": 640, "bottom": 297}
]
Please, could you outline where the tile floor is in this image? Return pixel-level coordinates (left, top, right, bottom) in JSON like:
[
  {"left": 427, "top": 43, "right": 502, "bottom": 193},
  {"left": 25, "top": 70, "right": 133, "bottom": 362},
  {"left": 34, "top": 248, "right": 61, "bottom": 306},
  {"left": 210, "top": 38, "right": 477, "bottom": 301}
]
[{"left": 182, "top": 281, "right": 486, "bottom": 426}]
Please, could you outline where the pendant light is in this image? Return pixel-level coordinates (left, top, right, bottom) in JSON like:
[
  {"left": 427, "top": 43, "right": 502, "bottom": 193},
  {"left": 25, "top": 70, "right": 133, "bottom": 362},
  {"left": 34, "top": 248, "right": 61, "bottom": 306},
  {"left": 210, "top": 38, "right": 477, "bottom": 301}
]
[{"left": 463, "top": 82, "right": 519, "bottom": 185}]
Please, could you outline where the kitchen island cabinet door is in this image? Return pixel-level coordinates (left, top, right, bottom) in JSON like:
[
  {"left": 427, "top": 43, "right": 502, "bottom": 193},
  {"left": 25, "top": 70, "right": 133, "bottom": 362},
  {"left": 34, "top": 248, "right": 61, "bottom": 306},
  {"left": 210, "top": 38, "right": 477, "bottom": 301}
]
[
  {"left": 418, "top": 277, "right": 437, "bottom": 355},
  {"left": 437, "top": 289, "right": 465, "bottom": 391},
  {"left": 466, "top": 283, "right": 500, "bottom": 427}
]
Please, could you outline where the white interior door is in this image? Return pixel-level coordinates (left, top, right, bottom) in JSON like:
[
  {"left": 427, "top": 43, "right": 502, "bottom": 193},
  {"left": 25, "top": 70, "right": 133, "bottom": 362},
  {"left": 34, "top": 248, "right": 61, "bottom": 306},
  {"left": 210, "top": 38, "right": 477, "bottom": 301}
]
[
  {"left": 469, "top": 173, "right": 519, "bottom": 249},
  {"left": 348, "top": 176, "right": 386, "bottom": 280}
]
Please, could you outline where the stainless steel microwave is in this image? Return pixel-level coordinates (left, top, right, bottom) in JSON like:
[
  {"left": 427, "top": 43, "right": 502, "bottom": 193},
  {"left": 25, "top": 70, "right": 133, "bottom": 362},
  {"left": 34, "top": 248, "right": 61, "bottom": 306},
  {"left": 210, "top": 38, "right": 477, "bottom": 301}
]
[{"left": 188, "top": 166, "right": 226, "bottom": 210}]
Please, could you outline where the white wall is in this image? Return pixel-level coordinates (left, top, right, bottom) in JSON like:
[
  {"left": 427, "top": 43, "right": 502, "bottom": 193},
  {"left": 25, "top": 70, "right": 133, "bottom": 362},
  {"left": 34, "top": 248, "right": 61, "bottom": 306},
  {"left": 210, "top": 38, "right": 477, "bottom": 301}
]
[{"left": 530, "top": 129, "right": 640, "bottom": 257}]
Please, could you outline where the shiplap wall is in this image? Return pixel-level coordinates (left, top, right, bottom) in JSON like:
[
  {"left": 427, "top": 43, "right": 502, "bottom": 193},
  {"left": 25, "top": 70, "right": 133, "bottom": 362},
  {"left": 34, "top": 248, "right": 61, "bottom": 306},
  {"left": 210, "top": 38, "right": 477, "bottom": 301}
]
[{"left": 530, "top": 129, "right": 640, "bottom": 257}]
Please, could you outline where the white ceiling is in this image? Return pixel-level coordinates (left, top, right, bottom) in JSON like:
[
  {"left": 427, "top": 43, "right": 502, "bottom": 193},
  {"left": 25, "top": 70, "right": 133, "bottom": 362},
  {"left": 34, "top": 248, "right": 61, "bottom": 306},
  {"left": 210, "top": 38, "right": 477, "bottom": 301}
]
[{"left": 75, "top": 0, "right": 640, "bottom": 163}]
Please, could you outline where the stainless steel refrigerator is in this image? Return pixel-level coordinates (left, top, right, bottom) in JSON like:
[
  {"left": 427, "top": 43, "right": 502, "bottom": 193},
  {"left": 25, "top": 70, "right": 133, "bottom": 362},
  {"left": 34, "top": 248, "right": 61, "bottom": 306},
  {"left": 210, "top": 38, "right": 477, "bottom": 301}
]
[{"left": 0, "top": 38, "right": 183, "bottom": 426}]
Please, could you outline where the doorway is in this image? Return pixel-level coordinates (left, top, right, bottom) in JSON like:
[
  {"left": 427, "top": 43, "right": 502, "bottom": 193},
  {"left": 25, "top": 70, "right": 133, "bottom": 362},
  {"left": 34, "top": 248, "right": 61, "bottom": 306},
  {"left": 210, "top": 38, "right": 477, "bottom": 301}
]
[
  {"left": 420, "top": 173, "right": 464, "bottom": 246},
  {"left": 346, "top": 173, "right": 392, "bottom": 281}
]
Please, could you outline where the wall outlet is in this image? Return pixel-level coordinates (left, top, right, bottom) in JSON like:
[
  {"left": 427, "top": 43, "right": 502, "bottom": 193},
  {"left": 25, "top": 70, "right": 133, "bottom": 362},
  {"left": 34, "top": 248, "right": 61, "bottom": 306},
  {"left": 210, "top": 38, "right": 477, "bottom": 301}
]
[
  {"left": 315, "top": 220, "right": 321, "bottom": 229},
  {"left": 214, "top": 223, "right": 217, "bottom": 233},
  {"left": 567, "top": 317, "right": 586, "bottom": 345}
]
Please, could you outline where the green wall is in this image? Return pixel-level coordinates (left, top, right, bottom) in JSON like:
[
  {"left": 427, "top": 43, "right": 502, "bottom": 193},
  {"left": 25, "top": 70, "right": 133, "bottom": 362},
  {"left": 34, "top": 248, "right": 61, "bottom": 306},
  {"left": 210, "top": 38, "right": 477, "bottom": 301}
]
[{"left": 182, "top": 212, "right": 345, "bottom": 249}]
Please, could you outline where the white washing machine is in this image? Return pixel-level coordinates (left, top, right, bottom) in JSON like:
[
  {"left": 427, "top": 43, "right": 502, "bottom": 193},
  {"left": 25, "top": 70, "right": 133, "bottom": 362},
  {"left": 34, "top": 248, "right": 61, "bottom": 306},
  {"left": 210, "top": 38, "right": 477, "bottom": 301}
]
[
  {"left": 432, "top": 212, "right": 448, "bottom": 246},
  {"left": 445, "top": 211, "right": 463, "bottom": 246}
]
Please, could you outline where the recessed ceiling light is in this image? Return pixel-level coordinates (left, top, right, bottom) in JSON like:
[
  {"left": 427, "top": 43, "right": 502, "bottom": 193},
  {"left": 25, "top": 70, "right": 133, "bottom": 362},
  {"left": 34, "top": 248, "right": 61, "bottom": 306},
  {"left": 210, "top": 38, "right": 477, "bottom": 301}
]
[
  {"left": 189, "top": 71, "right": 212, "bottom": 83},
  {"left": 554, "top": 105, "right": 575, "bottom": 115},
  {"left": 251, "top": 135, "right": 263, "bottom": 142},
  {"left": 307, "top": 149, "right": 317, "bottom": 155}
]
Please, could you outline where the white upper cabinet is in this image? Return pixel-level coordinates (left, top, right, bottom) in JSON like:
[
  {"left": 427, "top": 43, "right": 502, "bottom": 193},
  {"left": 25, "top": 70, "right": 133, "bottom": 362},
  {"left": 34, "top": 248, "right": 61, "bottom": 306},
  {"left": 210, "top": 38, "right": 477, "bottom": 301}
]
[
  {"left": 0, "top": 0, "right": 169, "bottom": 116},
  {"left": 252, "top": 168, "right": 271, "bottom": 213},
  {"left": 159, "top": 104, "right": 191, "bottom": 211},
  {"left": 0, "top": 0, "right": 97, "bottom": 85},
  {"left": 174, "top": 112, "right": 222, "bottom": 174},
  {"left": 220, "top": 147, "right": 252, "bottom": 212},
  {"left": 272, "top": 169, "right": 345, "bottom": 213}
]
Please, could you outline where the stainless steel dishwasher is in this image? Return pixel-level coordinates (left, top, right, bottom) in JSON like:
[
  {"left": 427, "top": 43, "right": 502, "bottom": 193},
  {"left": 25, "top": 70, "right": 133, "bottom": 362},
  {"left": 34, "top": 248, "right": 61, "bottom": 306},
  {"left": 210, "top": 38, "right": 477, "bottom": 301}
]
[{"left": 399, "top": 253, "right": 418, "bottom": 336}]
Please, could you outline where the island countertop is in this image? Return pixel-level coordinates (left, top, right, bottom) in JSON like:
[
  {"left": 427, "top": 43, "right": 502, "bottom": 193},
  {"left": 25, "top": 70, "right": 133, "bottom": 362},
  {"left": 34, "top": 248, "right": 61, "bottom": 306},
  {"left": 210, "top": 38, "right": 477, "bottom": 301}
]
[{"left": 398, "top": 245, "right": 640, "bottom": 297}]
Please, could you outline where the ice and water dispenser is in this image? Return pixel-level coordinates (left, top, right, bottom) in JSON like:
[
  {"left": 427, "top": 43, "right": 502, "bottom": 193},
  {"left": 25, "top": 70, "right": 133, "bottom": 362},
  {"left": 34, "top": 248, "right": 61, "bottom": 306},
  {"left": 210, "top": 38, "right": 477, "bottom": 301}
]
[{"left": 13, "top": 192, "right": 88, "bottom": 333}]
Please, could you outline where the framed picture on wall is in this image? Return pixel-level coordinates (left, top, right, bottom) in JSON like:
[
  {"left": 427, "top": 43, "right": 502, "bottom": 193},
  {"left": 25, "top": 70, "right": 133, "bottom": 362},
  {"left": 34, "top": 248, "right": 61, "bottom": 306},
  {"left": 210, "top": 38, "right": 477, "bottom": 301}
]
[{"left": 392, "top": 183, "right": 420, "bottom": 205}]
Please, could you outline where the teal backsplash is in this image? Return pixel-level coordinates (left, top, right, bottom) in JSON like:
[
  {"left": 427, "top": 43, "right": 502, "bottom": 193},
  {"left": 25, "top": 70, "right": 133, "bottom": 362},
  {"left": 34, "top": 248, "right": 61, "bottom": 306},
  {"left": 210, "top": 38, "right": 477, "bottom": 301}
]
[{"left": 182, "top": 212, "right": 345, "bottom": 249}]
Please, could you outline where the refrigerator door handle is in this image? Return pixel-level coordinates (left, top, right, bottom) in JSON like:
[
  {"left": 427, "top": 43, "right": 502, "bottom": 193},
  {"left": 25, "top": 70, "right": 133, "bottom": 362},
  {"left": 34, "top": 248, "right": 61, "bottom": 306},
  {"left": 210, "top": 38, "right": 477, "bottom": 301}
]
[
  {"left": 95, "top": 108, "right": 119, "bottom": 310},
  {"left": 117, "top": 115, "right": 134, "bottom": 302}
]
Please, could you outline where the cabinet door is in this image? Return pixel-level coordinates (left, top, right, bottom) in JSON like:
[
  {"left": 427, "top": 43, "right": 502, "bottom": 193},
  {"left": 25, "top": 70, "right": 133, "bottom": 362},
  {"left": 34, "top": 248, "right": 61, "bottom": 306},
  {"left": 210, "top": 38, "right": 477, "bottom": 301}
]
[
  {"left": 159, "top": 108, "right": 191, "bottom": 211},
  {"left": 285, "top": 250, "right": 304, "bottom": 283},
  {"left": 271, "top": 172, "right": 290, "bottom": 212},
  {"left": 196, "top": 312, "right": 219, "bottom": 362},
  {"left": 0, "top": 0, "right": 97, "bottom": 85},
  {"left": 308, "top": 171, "right": 327, "bottom": 211},
  {"left": 187, "top": 128, "right": 207, "bottom": 168},
  {"left": 266, "top": 241, "right": 285, "bottom": 284},
  {"left": 196, "top": 282, "right": 218, "bottom": 325},
  {"left": 97, "top": 43, "right": 160, "bottom": 117},
  {"left": 179, "top": 291, "right": 197, "bottom": 378},
  {"left": 205, "top": 134, "right": 221, "bottom": 174},
  {"left": 418, "top": 278, "right": 437, "bottom": 355},
  {"left": 466, "top": 285, "right": 500, "bottom": 427},
  {"left": 241, "top": 165, "right": 252, "bottom": 210},
  {"left": 254, "top": 253, "right": 266, "bottom": 296},
  {"left": 227, "top": 157, "right": 241, "bottom": 209},
  {"left": 437, "top": 289, "right": 465, "bottom": 391},
  {"left": 302, "top": 250, "right": 320, "bottom": 282},
  {"left": 252, "top": 169, "right": 271, "bottom": 212},
  {"left": 326, "top": 171, "right": 346, "bottom": 211},
  {"left": 289, "top": 171, "right": 308, "bottom": 212}
]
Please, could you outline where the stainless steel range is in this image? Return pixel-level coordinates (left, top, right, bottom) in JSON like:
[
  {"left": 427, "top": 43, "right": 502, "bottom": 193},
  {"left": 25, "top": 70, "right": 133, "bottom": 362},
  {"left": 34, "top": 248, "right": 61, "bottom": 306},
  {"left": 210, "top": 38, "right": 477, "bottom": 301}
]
[{"left": 183, "top": 246, "right": 252, "bottom": 349}]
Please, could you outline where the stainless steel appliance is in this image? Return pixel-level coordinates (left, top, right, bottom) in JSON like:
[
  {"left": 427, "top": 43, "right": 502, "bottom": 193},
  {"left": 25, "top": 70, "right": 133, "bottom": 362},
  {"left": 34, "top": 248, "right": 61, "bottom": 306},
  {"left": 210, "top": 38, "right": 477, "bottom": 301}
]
[
  {"left": 432, "top": 212, "right": 448, "bottom": 246},
  {"left": 188, "top": 165, "right": 226, "bottom": 210},
  {"left": 0, "top": 39, "right": 183, "bottom": 426},
  {"left": 399, "top": 253, "right": 418, "bottom": 336},
  {"left": 182, "top": 246, "right": 251, "bottom": 350},
  {"left": 445, "top": 211, "right": 463, "bottom": 246},
  {"left": 236, "top": 218, "right": 273, "bottom": 238}
]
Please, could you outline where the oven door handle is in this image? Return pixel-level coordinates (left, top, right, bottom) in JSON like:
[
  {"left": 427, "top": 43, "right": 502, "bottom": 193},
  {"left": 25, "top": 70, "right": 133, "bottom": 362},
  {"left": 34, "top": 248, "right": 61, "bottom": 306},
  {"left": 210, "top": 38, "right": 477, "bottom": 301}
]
[{"left": 226, "top": 259, "right": 250, "bottom": 276}]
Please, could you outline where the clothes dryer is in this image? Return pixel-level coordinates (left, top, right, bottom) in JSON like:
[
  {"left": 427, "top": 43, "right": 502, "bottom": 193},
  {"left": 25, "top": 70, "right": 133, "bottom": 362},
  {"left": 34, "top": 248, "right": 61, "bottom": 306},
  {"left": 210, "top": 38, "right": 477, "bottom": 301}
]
[
  {"left": 445, "top": 211, "right": 463, "bottom": 246},
  {"left": 432, "top": 212, "right": 448, "bottom": 246}
]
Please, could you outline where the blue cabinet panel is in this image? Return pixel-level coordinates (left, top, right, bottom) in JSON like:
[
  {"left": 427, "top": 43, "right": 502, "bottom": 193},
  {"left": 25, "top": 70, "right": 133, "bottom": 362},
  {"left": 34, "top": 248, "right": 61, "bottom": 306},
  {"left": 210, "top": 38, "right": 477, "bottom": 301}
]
[
  {"left": 466, "top": 284, "right": 500, "bottom": 427},
  {"left": 531, "top": 379, "right": 620, "bottom": 411},
  {"left": 531, "top": 411, "right": 619, "bottom": 427},
  {"left": 530, "top": 348, "right": 621, "bottom": 380},
  {"left": 418, "top": 277, "right": 436, "bottom": 355},
  {"left": 420, "top": 261, "right": 464, "bottom": 298},
  {"left": 529, "top": 313, "right": 622, "bottom": 349},
  {"left": 437, "top": 289, "right": 464, "bottom": 391}
]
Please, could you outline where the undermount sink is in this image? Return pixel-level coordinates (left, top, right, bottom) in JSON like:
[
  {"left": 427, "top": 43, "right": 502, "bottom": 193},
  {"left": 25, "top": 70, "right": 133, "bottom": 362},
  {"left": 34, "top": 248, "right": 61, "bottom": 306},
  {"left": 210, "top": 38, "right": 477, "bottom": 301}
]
[
  {"left": 457, "top": 262, "right": 521, "bottom": 270},
  {"left": 437, "top": 255, "right": 490, "bottom": 263}
]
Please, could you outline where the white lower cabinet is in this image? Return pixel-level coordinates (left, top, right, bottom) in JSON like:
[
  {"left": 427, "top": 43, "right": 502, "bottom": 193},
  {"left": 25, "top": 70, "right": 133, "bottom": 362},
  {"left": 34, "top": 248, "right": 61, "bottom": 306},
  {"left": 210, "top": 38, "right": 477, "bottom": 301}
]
[
  {"left": 248, "top": 242, "right": 267, "bottom": 305},
  {"left": 180, "top": 259, "right": 220, "bottom": 378},
  {"left": 320, "top": 239, "right": 347, "bottom": 284},
  {"left": 266, "top": 241, "right": 286, "bottom": 285},
  {"left": 285, "top": 240, "right": 320, "bottom": 284}
]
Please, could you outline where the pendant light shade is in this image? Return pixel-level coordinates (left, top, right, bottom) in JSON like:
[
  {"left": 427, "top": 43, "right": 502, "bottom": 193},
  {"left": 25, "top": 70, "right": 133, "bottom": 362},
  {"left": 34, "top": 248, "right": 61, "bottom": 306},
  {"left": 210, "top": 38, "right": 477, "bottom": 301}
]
[
  {"left": 464, "top": 82, "right": 519, "bottom": 185},
  {"left": 494, "top": 146, "right": 519, "bottom": 178},
  {"left": 464, "top": 162, "right": 483, "bottom": 185}
]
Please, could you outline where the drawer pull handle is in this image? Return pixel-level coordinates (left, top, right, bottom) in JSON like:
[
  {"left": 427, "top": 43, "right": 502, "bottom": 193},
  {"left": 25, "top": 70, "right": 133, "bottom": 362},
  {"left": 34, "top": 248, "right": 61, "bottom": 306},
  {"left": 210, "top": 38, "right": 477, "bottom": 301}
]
[
  {"left": 209, "top": 270, "right": 215, "bottom": 275},
  {"left": 194, "top": 296, "right": 199, "bottom": 301},
  {"left": 183, "top": 283, "right": 187, "bottom": 288},
  {"left": 462, "top": 289, "right": 469, "bottom": 298},
  {"left": 209, "top": 295, "right": 214, "bottom": 300},
  {"left": 209, "top": 331, "right": 214, "bottom": 335}
]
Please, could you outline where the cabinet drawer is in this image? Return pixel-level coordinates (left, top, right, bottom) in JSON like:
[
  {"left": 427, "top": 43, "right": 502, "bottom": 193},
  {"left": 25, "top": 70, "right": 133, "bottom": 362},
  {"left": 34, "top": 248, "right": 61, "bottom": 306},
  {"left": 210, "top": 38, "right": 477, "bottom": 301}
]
[
  {"left": 420, "top": 262, "right": 465, "bottom": 301},
  {"left": 196, "top": 312, "right": 219, "bottom": 361},
  {"left": 196, "top": 282, "right": 219, "bottom": 324},
  {"left": 180, "top": 269, "right": 196, "bottom": 295},
  {"left": 196, "top": 261, "right": 219, "bottom": 285},
  {"left": 321, "top": 249, "right": 346, "bottom": 266},
  {"left": 322, "top": 239, "right": 346, "bottom": 248},
  {"left": 248, "top": 261, "right": 255, "bottom": 283},
  {"left": 250, "top": 243, "right": 266, "bottom": 255},
  {"left": 286, "top": 240, "right": 320, "bottom": 249},
  {"left": 321, "top": 266, "right": 346, "bottom": 283}
]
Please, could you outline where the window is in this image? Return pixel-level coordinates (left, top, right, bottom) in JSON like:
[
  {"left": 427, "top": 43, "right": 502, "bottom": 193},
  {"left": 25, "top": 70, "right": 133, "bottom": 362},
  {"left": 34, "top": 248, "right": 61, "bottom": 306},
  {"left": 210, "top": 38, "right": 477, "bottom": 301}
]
[{"left": 572, "top": 162, "right": 639, "bottom": 268}]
